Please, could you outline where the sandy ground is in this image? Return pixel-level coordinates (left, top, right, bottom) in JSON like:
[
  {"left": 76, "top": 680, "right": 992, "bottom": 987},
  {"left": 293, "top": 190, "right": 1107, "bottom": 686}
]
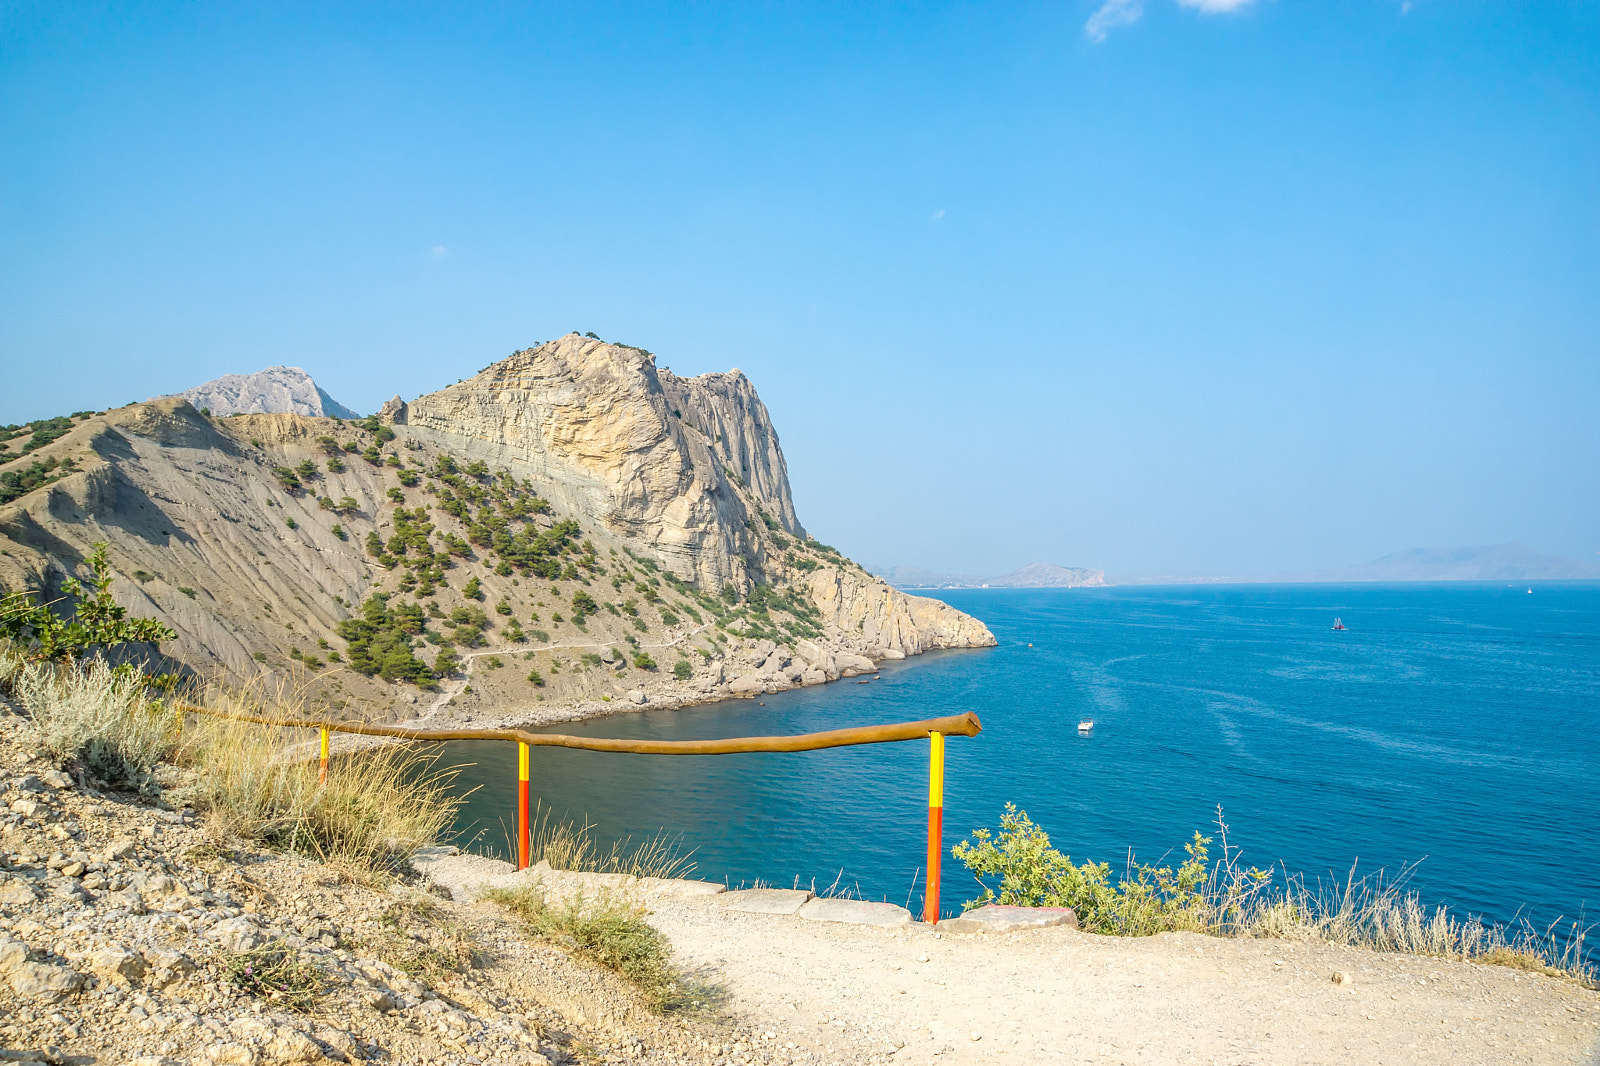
[
  {"left": 641, "top": 896, "right": 1600, "bottom": 1066},
  {"left": 413, "top": 852, "right": 1600, "bottom": 1066}
]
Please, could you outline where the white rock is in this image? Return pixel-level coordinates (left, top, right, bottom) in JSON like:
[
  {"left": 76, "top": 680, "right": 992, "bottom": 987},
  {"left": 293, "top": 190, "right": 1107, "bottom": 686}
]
[
  {"left": 8, "top": 959, "right": 85, "bottom": 1000},
  {"left": 0, "top": 933, "right": 28, "bottom": 974},
  {"left": 88, "top": 943, "right": 147, "bottom": 983},
  {"left": 264, "top": 1026, "right": 325, "bottom": 1063},
  {"left": 208, "top": 916, "right": 265, "bottom": 953}
]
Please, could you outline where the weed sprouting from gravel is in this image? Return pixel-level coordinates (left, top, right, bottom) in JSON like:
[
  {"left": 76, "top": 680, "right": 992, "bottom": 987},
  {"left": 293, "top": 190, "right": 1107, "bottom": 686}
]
[
  {"left": 487, "top": 885, "right": 695, "bottom": 1013},
  {"left": 222, "top": 940, "right": 327, "bottom": 1012},
  {"left": 365, "top": 892, "right": 485, "bottom": 981}
]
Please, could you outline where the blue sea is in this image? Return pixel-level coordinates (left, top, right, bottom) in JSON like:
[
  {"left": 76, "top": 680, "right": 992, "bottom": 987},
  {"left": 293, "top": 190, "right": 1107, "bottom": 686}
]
[{"left": 440, "top": 583, "right": 1600, "bottom": 931}]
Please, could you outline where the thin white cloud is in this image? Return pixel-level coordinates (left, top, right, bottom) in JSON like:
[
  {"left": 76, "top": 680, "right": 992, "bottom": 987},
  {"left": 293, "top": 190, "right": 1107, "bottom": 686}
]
[
  {"left": 1085, "top": 0, "right": 1143, "bottom": 42},
  {"left": 1175, "top": 0, "right": 1255, "bottom": 11},
  {"left": 931, "top": 208, "right": 946, "bottom": 220},
  {"left": 1087, "top": 0, "right": 1255, "bottom": 42},
  {"left": 430, "top": 245, "right": 448, "bottom": 258}
]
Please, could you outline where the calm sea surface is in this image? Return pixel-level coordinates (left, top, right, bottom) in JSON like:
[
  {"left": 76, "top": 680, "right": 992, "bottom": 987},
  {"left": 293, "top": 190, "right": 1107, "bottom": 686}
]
[{"left": 439, "top": 584, "right": 1600, "bottom": 927}]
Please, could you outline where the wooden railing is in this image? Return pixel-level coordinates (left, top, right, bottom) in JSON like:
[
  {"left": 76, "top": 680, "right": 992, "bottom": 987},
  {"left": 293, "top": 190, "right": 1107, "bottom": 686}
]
[{"left": 177, "top": 702, "right": 982, "bottom": 922}]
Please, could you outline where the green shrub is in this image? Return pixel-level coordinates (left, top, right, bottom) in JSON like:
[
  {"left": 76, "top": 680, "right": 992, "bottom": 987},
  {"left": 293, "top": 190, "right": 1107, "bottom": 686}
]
[
  {"left": 632, "top": 652, "right": 657, "bottom": 670},
  {"left": 953, "top": 803, "right": 1266, "bottom": 937},
  {"left": 0, "top": 542, "right": 174, "bottom": 663},
  {"left": 672, "top": 660, "right": 692, "bottom": 680},
  {"left": 526, "top": 669, "right": 544, "bottom": 686}
]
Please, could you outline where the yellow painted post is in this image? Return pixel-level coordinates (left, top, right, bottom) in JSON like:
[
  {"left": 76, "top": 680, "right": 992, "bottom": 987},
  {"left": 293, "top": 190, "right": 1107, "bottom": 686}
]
[
  {"left": 924, "top": 731, "right": 945, "bottom": 924},
  {"left": 517, "top": 741, "right": 530, "bottom": 870},
  {"left": 318, "top": 727, "right": 329, "bottom": 785}
]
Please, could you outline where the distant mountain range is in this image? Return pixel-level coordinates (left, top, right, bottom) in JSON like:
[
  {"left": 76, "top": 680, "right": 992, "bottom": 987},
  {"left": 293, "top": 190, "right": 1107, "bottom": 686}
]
[
  {"left": 872, "top": 562, "right": 1108, "bottom": 589},
  {"left": 1287, "top": 544, "right": 1600, "bottom": 583},
  {"left": 172, "top": 366, "right": 361, "bottom": 419}
]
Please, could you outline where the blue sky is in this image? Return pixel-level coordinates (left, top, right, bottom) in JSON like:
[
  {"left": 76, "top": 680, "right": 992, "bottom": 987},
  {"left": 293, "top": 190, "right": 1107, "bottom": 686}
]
[{"left": 2, "top": 1, "right": 1596, "bottom": 577}]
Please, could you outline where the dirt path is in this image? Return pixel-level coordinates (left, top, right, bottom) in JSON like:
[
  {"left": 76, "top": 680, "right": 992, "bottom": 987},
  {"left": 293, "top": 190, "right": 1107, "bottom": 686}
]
[{"left": 643, "top": 898, "right": 1600, "bottom": 1066}]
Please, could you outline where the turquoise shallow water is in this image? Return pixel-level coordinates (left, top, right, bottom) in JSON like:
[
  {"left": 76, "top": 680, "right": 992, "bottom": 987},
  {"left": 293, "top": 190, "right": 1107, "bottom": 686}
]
[{"left": 440, "top": 583, "right": 1600, "bottom": 929}]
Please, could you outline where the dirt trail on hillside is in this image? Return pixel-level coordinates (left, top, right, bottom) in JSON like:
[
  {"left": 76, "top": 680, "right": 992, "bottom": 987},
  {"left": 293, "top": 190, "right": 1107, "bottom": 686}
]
[{"left": 642, "top": 895, "right": 1600, "bottom": 1066}]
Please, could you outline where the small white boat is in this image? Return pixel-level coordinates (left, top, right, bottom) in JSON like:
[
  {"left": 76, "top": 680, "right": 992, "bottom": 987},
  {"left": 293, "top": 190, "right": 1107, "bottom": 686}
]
[{"left": 1077, "top": 720, "right": 1094, "bottom": 735}]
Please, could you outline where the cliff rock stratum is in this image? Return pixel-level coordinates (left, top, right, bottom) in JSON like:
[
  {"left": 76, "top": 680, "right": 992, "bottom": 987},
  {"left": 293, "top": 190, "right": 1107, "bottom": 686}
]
[{"left": 0, "top": 334, "right": 994, "bottom": 721}]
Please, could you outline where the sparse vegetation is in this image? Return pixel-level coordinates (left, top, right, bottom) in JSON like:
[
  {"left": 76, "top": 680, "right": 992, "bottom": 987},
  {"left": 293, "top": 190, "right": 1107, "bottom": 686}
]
[
  {"left": 222, "top": 940, "right": 327, "bottom": 1012},
  {"left": 955, "top": 803, "right": 1595, "bottom": 984},
  {"left": 0, "top": 454, "right": 79, "bottom": 504},
  {"left": 337, "top": 593, "right": 435, "bottom": 685},
  {"left": 487, "top": 887, "right": 685, "bottom": 1012}
]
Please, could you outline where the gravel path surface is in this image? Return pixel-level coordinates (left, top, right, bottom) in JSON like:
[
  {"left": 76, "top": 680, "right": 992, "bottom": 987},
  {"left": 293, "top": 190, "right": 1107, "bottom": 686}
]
[{"left": 645, "top": 896, "right": 1600, "bottom": 1065}]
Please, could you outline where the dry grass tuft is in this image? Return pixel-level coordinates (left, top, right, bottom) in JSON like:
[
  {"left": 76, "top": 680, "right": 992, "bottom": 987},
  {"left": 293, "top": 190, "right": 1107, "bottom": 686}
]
[
  {"left": 486, "top": 884, "right": 697, "bottom": 1013},
  {"left": 173, "top": 685, "right": 462, "bottom": 882},
  {"left": 521, "top": 800, "right": 696, "bottom": 881},
  {"left": 360, "top": 891, "right": 485, "bottom": 982}
]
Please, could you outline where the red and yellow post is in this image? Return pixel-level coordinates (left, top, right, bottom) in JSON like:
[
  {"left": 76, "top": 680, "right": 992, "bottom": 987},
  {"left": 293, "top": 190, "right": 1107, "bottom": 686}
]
[
  {"left": 923, "top": 730, "right": 945, "bottom": 924},
  {"left": 517, "top": 741, "right": 531, "bottom": 870},
  {"left": 318, "top": 727, "right": 329, "bottom": 785}
]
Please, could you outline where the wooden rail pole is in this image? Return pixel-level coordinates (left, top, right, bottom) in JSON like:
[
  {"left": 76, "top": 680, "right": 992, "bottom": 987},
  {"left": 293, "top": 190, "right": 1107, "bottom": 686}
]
[
  {"left": 924, "top": 730, "right": 945, "bottom": 924},
  {"left": 517, "top": 741, "right": 531, "bottom": 871},
  {"left": 318, "top": 727, "right": 329, "bottom": 785}
]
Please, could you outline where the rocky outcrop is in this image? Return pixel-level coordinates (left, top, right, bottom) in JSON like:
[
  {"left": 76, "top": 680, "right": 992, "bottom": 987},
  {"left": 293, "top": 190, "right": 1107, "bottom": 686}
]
[
  {"left": 802, "top": 568, "right": 995, "bottom": 657},
  {"left": 400, "top": 334, "right": 798, "bottom": 592},
  {"left": 175, "top": 366, "right": 360, "bottom": 420},
  {"left": 2, "top": 335, "right": 994, "bottom": 720},
  {"left": 397, "top": 334, "right": 994, "bottom": 667}
]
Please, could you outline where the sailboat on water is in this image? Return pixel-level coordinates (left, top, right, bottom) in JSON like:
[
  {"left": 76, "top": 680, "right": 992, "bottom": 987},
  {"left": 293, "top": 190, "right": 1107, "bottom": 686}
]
[{"left": 1332, "top": 618, "right": 1347, "bottom": 631}]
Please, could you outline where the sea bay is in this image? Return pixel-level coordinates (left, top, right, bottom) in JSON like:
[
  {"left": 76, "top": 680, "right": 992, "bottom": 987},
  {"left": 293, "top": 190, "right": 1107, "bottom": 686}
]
[{"left": 442, "top": 583, "right": 1600, "bottom": 929}]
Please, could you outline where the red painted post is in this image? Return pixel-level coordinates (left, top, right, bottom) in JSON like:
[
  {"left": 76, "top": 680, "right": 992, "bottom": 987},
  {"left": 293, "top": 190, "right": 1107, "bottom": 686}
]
[
  {"left": 517, "top": 741, "right": 530, "bottom": 870},
  {"left": 923, "top": 731, "right": 945, "bottom": 924}
]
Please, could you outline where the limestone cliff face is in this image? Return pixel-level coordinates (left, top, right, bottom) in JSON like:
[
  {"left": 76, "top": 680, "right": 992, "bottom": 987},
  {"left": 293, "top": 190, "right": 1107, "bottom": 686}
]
[
  {"left": 802, "top": 568, "right": 995, "bottom": 658},
  {"left": 400, "top": 335, "right": 799, "bottom": 591},
  {"left": 399, "top": 334, "right": 994, "bottom": 661}
]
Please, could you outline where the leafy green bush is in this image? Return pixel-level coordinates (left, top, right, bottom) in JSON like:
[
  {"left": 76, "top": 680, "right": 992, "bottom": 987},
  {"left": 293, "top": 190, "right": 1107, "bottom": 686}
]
[
  {"left": 672, "top": 659, "right": 692, "bottom": 680},
  {"left": 0, "top": 543, "right": 174, "bottom": 664},
  {"left": 632, "top": 652, "right": 657, "bottom": 670},
  {"left": 952, "top": 803, "right": 1268, "bottom": 937}
]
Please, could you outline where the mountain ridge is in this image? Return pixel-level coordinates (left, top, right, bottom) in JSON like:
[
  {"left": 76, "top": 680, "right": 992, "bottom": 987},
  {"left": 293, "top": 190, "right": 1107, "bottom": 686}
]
[
  {"left": 873, "top": 561, "right": 1108, "bottom": 588},
  {"left": 1, "top": 335, "right": 995, "bottom": 723},
  {"left": 174, "top": 365, "right": 361, "bottom": 420}
]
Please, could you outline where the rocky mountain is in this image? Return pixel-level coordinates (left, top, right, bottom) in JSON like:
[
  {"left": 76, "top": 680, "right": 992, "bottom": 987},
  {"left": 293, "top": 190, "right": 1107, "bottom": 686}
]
[
  {"left": 0, "top": 335, "right": 994, "bottom": 722},
  {"left": 875, "top": 562, "right": 1108, "bottom": 589},
  {"left": 175, "top": 366, "right": 361, "bottom": 420},
  {"left": 1292, "top": 544, "right": 1600, "bottom": 583}
]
